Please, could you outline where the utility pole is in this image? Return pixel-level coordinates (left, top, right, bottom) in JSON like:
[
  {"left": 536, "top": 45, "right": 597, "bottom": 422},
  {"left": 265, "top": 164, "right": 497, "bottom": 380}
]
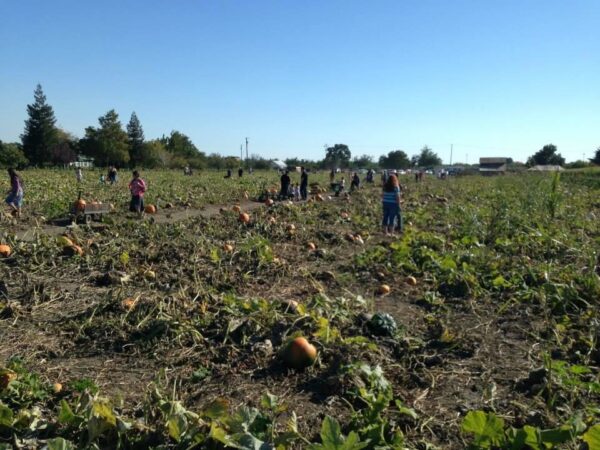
[
  {"left": 245, "top": 137, "right": 249, "bottom": 168},
  {"left": 450, "top": 144, "right": 453, "bottom": 166},
  {"left": 240, "top": 144, "right": 243, "bottom": 164}
]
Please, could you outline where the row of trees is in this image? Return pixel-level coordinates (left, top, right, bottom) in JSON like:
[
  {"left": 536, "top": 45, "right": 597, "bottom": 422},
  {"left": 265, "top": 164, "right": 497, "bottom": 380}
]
[
  {"left": 3, "top": 85, "right": 600, "bottom": 170},
  {"left": 285, "top": 145, "right": 443, "bottom": 170},
  {"left": 5, "top": 85, "right": 275, "bottom": 170}
]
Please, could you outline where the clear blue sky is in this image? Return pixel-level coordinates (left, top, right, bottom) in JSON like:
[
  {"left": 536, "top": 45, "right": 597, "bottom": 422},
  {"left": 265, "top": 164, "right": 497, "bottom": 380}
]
[{"left": 1, "top": 0, "right": 598, "bottom": 163}]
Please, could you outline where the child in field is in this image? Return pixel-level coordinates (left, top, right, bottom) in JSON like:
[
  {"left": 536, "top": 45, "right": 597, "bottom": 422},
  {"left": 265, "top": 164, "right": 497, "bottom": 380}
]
[
  {"left": 5, "top": 168, "right": 23, "bottom": 218},
  {"left": 293, "top": 183, "right": 301, "bottom": 201},
  {"left": 128, "top": 170, "right": 146, "bottom": 216},
  {"left": 75, "top": 167, "right": 83, "bottom": 183},
  {"left": 382, "top": 174, "right": 401, "bottom": 235}
]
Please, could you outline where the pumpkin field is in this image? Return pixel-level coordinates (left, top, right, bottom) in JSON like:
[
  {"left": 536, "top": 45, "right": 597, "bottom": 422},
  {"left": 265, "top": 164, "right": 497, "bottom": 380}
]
[{"left": 0, "top": 169, "right": 599, "bottom": 449}]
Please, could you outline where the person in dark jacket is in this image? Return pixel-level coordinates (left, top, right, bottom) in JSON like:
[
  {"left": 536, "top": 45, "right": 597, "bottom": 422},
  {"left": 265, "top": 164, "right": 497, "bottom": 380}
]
[
  {"left": 280, "top": 170, "right": 291, "bottom": 199},
  {"left": 300, "top": 167, "right": 308, "bottom": 200}
]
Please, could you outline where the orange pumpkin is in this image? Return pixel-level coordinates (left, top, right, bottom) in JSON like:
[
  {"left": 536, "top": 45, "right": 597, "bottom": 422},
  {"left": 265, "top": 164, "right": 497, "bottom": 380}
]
[
  {"left": 74, "top": 199, "right": 86, "bottom": 212},
  {"left": 377, "top": 284, "right": 391, "bottom": 295},
  {"left": 121, "top": 297, "right": 137, "bottom": 310},
  {"left": 306, "top": 242, "right": 316, "bottom": 250},
  {"left": 283, "top": 337, "right": 317, "bottom": 369},
  {"left": 0, "top": 245, "right": 11, "bottom": 257},
  {"left": 223, "top": 243, "right": 234, "bottom": 252},
  {"left": 239, "top": 212, "right": 250, "bottom": 224},
  {"left": 406, "top": 276, "right": 417, "bottom": 286},
  {"left": 265, "top": 198, "right": 274, "bottom": 207},
  {"left": 145, "top": 204, "right": 157, "bottom": 214}
]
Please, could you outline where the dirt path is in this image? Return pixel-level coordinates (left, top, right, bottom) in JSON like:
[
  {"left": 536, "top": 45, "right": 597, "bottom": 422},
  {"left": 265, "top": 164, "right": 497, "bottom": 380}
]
[{"left": 10, "top": 199, "right": 268, "bottom": 241}]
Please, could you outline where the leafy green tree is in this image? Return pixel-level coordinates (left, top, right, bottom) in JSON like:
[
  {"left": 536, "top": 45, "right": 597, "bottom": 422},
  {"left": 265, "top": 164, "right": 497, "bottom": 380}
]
[
  {"left": 79, "top": 110, "right": 130, "bottom": 166},
  {"left": 415, "top": 146, "right": 442, "bottom": 167},
  {"left": 526, "top": 144, "right": 565, "bottom": 166},
  {"left": 126, "top": 112, "right": 145, "bottom": 167},
  {"left": 161, "top": 131, "right": 206, "bottom": 169},
  {"left": 378, "top": 150, "right": 410, "bottom": 169},
  {"left": 50, "top": 129, "right": 78, "bottom": 166},
  {"left": 21, "top": 84, "right": 58, "bottom": 165},
  {"left": 0, "top": 141, "right": 28, "bottom": 168},
  {"left": 351, "top": 154, "right": 376, "bottom": 169},
  {"left": 591, "top": 147, "right": 600, "bottom": 165},
  {"left": 137, "top": 140, "right": 164, "bottom": 168},
  {"left": 324, "top": 144, "right": 351, "bottom": 168}
]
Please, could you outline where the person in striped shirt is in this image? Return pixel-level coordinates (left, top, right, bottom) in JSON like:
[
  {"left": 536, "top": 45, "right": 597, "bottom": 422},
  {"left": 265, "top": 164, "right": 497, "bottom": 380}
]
[{"left": 382, "top": 174, "right": 401, "bottom": 235}]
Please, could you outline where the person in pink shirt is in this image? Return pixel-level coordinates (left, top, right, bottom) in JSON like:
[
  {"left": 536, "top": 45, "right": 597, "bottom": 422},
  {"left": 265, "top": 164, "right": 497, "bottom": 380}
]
[{"left": 128, "top": 170, "right": 146, "bottom": 216}]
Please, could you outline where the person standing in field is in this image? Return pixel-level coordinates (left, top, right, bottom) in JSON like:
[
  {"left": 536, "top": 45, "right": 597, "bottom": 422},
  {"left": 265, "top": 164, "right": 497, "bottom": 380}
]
[
  {"left": 280, "top": 170, "right": 291, "bottom": 200},
  {"left": 382, "top": 174, "right": 401, "bottom": 235},
  {"left": 5, "top": 168, "right": 24, "bottom": 218},
  {"left": 128, "top": 170, "right": 146, "bottom": 217},
  {"left": 350, "top": 172, "right": 360, "bottom": 191},
  {"left": 108, "top": 166, "right": 118, "bottom": 184},
  {"left": 75, "top": 167, "right": 83, "bottom": 183},
  {"left": 300, "top": 166, "right": 308, "bottom": 200},
  {"left": 329, "top": 168, "right": 335, "bottom": 183}
]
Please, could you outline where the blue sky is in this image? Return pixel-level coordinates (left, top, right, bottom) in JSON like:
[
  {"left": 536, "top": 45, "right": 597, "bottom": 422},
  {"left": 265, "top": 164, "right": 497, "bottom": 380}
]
[{"left": 1, "top": 0, "right": 598, "bottom": 163}]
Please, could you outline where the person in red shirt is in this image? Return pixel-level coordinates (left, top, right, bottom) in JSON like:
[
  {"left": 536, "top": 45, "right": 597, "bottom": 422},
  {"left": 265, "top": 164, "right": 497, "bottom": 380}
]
[{"left": 128, "top": 170, "right": 146, "bottom": 216}]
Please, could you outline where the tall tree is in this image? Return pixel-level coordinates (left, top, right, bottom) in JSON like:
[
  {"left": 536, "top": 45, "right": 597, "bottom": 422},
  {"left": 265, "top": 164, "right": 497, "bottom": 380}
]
[
  {"left": 127, "top": 112, "right": 145, "bottom": 167},
  {"left": 526, "top": 144, "right": 565, "bottom": 167},
  {"left": 591, "top": 147, "right": 600, "bottom": 165},
  {"left": 79, "top": 110, "right": 130, "bottom": 166},
  {"left": 415, "top": 146, "right": 442, "bottom": 167},
  {"left": 21, "top": 84, "right": 58, "bottom": 166},
  {"left": 379, "top": 150, "right": 410, "bottom": 169},
  {"left": 324, "top": 144, "right": 351, "bottom": 168}
]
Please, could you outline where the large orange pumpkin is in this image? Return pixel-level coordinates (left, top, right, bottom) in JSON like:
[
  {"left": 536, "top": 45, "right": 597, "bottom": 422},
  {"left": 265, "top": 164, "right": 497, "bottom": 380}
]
[
  {"left": 145, "top": 204, "right": 157, "bottom": 214},
  {"left": 0, "top": 244, "right": 11, "bottom": 257},
  {"left": 74, "top": 199, "right": 86, "bottom": 212},
  {"left": 239, "top": 212, "right": 250, "bottom": 224},
  {"left": 283, "top": 337, "right": 317, "bottom": 369}
]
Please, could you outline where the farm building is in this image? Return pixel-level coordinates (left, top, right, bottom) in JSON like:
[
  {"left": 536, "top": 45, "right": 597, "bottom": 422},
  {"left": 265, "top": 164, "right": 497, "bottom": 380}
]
[
  {"left": 479, "top": 157, "right": 508, "bottom": 175},
  {"left": 270, "top": 159, "right": 287, "bottom": 170},
  {"left": 69, "top": 156, "right": 95, "bottom": 168},
  {"left": 528, "top": 165, "right": 564, "bottom": 172}
]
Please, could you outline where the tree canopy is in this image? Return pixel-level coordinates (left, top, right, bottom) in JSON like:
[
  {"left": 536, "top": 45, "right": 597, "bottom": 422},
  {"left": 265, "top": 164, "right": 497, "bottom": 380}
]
[
  {"left": 414, "top": 146, "right": 442, "bottom": 167},
  {"left": 379, "top": 150, "right": 410, "bottom": 169},
  {"left": 0, "top": 141, "right": 28, "bottom": 168},
  {"left": 21, "top": 84, "right": 58, "bottom": 166},
  {"left": 160, "top": 131, "right": 206, "bottom": 169},
  {"left": 80, "top": 110, "right": 130, "bottom": 166},
  {"left": 324, "top": 144, "right": 351, "bottom": 168},
  {"left": 526, "top": 144, "right": 565, "bottom": 167},
  {"left": 591, "top": 147, "right": 600, "bottom": 165}
]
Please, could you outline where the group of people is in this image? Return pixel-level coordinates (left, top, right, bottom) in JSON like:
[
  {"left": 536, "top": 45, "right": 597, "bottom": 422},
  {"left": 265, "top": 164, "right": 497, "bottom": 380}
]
[
  {"left": 6, "top": 165, "right": 403, "bottom": 236},
  {"left": 279, "top": 167, "right": 308, "bottom": 201}
]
